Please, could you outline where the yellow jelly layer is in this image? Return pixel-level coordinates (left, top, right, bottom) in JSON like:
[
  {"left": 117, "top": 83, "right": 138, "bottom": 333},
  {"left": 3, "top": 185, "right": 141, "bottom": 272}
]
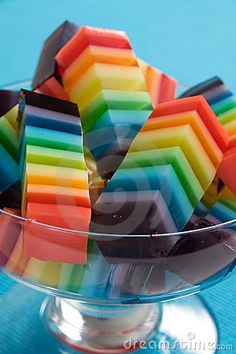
[
  {"left": 129, "top": 125, "right": 216, "bottom": 190},
  {"left": 63, "top": 45, "right": 138, "bottom": 88},
  {"left": 22, "top": 259, "right": 61, "bottom": 287},
  {"left": 143, "top": 111, "right": 223, "bottom": 166},
  {"left": 26, "top": 163, "right": 89, "bottom": 190},
  {"left": 221, "top": 119, "right": 236, "bottom": 137},
  {"left": 4, "top": 105, "right": 19, "bottom": 130},
  {"left": 67, "top": 63, "right": 147, "bottom": 103}
]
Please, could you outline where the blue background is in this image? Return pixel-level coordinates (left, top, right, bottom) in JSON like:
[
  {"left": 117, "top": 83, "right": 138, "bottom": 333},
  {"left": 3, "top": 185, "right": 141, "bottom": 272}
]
[{"left": 0, "top": 0, "right": 235, "bottom": 352}]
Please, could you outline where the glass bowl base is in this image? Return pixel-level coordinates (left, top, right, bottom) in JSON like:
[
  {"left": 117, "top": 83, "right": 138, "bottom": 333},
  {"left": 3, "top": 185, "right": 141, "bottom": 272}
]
[
  {"left": 0, "top": 276, "right": 217, "bottom": 354},
  {"left": 44, "top": 298, "right": 160, "bottom": 353}
]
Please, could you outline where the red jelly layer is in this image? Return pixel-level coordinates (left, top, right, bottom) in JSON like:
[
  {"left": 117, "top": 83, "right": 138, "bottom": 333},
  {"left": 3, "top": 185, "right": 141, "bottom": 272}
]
[
  {"left": 23, "top": 203, "right": 90, "bottom": 264},
  {"left": 56, "top": 26, "right": 132, "bottom": 73},
  {"left": 218, "top": 138, "right": 236, "bottom": 195}
]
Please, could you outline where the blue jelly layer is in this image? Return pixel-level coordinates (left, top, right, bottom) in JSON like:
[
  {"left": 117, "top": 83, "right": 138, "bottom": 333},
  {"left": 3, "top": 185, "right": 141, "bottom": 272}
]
[
  {"left": 105, "top": 165, "right": 193, "bottom": 230},
  {"left": 24, "top": 105, "right": 81, "bottom": 135},
  {"left": 0, "top": 145, "right": 19, "bottom": 192}
]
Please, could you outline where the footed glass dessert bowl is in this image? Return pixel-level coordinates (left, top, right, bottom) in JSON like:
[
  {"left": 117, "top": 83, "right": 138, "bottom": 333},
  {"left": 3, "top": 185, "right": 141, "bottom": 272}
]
[
  {"left": 0, "top": 207, "right": 235, "bottom": 353},
  {"left": 0, "top": 81, "right": 235, "bottom": 354}
]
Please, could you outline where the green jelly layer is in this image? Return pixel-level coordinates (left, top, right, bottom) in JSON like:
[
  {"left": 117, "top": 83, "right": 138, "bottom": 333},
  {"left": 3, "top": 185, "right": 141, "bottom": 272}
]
[
  {"left": 26, "top": 145, "right": 86, "bottom": 170},
  {"left": 23, "top": 126, "right": 83, "bottom": 153},
  {"left": 217, "top": 106, "right": 236, "bottom": 125},
  {"left": 211, "top": 95, "right": 236, "bottom": 116},
  {"left": 220, "top": 196, "right": 236, "bottom": 211},
  {"left": 20, "top": 126, "right": 83, "bottom": 181},
  {"left": 0, "top": 117, "right": 18, "bottom": 160},
  {"left": 58, "top": 263, "right": 85, "bottom": 292},
  {"left": 120, "top": 147, "right": 203, "bottom": 207},
  {"left": 81, "top": 89, "right": 152, "bottom": 132}
]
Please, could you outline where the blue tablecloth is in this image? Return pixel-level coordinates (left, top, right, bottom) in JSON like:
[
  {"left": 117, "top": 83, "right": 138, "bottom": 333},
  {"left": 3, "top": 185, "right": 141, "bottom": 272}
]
[{"left": 0, "top": 0, "right": 235, "bottom": 352}]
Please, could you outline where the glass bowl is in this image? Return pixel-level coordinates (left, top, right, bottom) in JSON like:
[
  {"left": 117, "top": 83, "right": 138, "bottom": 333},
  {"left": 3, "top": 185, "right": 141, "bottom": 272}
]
[
  {"left": 0, "top": 80, "right": 235, "bottom": 353},
  {"left": 1, "top": 208, "right": 235, "bottom": 304}
]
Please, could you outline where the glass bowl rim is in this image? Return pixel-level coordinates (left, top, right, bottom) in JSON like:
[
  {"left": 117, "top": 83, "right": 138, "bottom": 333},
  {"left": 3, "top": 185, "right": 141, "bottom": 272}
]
[{"left": 1, "top": 208, "right": 236, "bottom": 239}]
